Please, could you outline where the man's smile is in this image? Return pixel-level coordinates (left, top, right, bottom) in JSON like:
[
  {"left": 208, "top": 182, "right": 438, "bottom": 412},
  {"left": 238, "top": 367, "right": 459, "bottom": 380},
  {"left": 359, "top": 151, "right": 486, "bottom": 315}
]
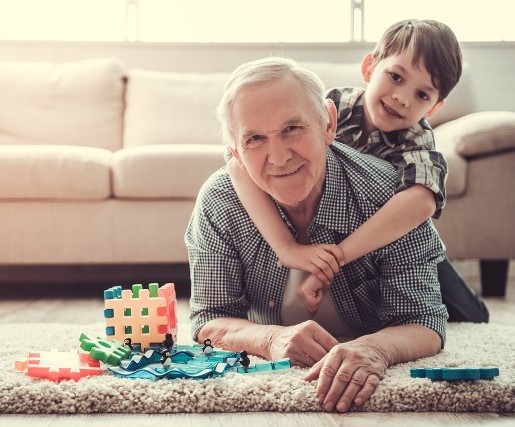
[{"left": 268, "top": 164, "right": 304, "bottom": 178}]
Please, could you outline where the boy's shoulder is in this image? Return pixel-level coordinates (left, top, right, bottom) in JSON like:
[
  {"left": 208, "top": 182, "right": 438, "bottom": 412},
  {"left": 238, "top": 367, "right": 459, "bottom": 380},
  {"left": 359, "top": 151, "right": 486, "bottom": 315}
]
[{"left": 326, "top": 86, "right": 365, "bottom": 109}]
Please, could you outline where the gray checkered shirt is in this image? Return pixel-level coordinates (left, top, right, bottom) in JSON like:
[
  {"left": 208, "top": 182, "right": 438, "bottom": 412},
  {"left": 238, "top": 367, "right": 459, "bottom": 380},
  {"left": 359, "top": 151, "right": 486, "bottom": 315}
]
[
  {"left": 185, "top": 143, "right": 448, "bottom": 347},
  {"left": 328, "top": 87, "right": 447, "bottom": 218}
]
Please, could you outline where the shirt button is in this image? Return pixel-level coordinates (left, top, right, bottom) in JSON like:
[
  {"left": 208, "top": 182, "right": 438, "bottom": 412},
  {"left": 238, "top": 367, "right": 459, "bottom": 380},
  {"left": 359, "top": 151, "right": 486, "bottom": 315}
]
[{"left": 268, "top": 300, "right": 275, "bottom": 308}]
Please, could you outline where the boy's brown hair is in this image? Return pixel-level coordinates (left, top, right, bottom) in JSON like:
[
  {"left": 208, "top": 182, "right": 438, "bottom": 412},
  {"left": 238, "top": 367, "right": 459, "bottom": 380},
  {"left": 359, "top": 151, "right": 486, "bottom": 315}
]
[{"left": 372, "top": 19, "right": 462, "bottom": 101}]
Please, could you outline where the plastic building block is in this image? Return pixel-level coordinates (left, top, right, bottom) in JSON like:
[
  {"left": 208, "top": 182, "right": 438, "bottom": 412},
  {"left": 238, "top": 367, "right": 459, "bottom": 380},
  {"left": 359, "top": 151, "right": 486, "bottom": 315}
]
[
  {"left": 104, "top": 283, "right": 178, "bottom": 351},
  {"left": 15, "top": 350, "right": 101, "bottom": 382},
  {"left": 236, "top": 358, "right": 292, "bottom": 375},
  {"left": 410, "top": 367, "right": 500, "bottom": 381},
  {"left": 109, "top": 346, "right": 241, "bottom": 380},
  {"left": 79, "top": 333, "right": 131, "bottom": 366}
]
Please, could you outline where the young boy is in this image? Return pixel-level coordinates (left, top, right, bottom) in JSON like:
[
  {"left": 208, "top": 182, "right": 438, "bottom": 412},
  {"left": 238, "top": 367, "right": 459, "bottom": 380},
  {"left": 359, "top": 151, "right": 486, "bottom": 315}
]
[{"left": 228, "top": 19, "right": 463, "bottom": 317}]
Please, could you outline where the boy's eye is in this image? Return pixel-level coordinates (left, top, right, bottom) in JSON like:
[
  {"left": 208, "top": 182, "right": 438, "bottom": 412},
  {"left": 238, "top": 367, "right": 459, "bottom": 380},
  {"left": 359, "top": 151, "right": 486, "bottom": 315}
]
[
  {"left": 417, "top": 91, "right": 430, "bottom": 101},
  {"left": 389, "top": 72, "right": 402, "bottom": 83}
]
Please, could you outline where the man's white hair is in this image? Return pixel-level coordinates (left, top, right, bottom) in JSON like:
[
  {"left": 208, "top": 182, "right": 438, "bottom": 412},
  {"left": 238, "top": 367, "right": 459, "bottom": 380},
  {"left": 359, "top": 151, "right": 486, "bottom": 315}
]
[{"left": 216, "top": 56, "right": 329, "bottom": 158}]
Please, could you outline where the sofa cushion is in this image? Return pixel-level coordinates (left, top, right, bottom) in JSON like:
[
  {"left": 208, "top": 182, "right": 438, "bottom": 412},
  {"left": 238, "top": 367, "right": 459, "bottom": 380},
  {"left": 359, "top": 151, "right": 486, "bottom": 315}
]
[
  {"left": 440, "top": 111, "right": 515, "bottom": 158},
  {"left": 0, "top": 58, "right": 125, "bottom": 151},
  {"left": 124, "top": 69, "right": 228, "bottom": 148},
  {"left": 0, "top": 146, "right": 112, "bottom": 199},
  {"left": 112, "top": 144, "right": 226, "bottom": 198}
]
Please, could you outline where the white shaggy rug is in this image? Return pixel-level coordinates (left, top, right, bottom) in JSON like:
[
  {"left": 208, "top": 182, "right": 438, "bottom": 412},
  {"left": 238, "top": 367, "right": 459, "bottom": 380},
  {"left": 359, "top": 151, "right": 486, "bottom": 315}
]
[{"left": 0, "top": 322, "right": 513, "bottom": 413}]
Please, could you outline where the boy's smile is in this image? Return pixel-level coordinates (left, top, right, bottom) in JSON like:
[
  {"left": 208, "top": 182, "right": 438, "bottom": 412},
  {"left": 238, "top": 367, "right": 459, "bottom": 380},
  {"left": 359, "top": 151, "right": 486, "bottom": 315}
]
[{"left": 361, "top": 51, "right": 443, "bottom": 134}]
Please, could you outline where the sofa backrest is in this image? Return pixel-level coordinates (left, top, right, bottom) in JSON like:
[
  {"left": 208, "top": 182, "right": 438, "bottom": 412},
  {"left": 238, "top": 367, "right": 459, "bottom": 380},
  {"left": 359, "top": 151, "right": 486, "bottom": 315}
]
[
  {"left": 123, "top": 60, "right": 478, "bottom": 149},
  {"left": 0, "top": 58, "right": 125, "bottom": 151},
  {"left": 124, "top": 69, "right": 228, "bottom": 148}
]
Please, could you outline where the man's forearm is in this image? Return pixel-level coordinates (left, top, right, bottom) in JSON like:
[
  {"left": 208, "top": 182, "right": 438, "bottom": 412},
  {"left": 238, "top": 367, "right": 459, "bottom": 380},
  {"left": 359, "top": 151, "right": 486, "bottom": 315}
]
[
  {"left": 198, "top": 317, "right": 281, "bottom": 359},
  {"left": 354, "top": 324, "right": 442, "bottom": 367}
]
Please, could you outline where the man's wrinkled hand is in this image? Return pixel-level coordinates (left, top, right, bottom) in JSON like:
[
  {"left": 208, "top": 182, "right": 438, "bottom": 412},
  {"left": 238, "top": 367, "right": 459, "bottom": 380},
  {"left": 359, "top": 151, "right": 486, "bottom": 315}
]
[
  {"left": 267, "top": 320, "right": 339, "bottom": 368},
  {"left": 304, "top": 341, "right": 388, "bottom": 412}
]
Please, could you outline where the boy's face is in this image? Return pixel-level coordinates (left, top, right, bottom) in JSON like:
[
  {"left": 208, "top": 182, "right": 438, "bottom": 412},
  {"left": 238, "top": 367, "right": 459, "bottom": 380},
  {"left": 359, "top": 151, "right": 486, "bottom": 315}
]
[{"left": 361, "top": 51, "right": 443, "bottom": 132}]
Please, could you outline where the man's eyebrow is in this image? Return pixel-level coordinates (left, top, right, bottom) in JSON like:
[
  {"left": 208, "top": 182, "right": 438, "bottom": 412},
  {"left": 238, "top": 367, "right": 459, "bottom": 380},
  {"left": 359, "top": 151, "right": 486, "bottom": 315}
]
[{"left": 239, "top": 117, "right": 305, "bottom": 140}]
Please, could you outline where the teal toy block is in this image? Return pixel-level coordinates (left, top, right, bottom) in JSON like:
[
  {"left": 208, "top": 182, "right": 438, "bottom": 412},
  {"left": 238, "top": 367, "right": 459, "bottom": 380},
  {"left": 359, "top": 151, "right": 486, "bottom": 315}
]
[
  {"left": 236, "top": 358, "right": 292, "bottom": 374},
  {"left": 272, "top": 358, "right": 292, "bottom": 371},
  {"left": 410, "top": 367, "right": 500, "bottom": 381},
  {"left": 79, "top": 333, "right": 131, "bottom": 366}
]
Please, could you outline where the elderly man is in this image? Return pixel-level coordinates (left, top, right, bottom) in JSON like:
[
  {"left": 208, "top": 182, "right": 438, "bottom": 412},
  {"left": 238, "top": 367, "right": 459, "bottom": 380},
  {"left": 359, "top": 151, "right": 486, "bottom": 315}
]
[{"left": 185, "top": 57, "right": 447, "bottom": 412}]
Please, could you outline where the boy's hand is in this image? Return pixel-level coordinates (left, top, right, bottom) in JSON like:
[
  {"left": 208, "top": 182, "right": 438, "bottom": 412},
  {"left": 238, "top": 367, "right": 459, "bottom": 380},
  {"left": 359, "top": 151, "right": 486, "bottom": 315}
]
[
  {"left": 277, "top": 243, "right": 344, "bottom": 285},
  {"left": 297, "top": 274, "right": 327, "bottom": 318}
]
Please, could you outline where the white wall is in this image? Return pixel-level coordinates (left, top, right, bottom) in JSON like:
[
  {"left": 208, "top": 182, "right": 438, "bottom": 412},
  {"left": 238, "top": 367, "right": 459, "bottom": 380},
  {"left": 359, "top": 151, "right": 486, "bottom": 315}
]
[{"left": 0, "top": 41, "right": 514, "bottom": 112}]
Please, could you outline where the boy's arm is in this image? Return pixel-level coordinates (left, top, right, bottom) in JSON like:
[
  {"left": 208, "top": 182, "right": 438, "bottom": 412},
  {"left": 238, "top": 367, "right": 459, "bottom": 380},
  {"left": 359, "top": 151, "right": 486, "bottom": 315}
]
[
  {"left": 339, "top": 184, "right": 436, "bottom": 264},
  {"left": 228, "top": 158, "right": 343, "bottom": 284}
]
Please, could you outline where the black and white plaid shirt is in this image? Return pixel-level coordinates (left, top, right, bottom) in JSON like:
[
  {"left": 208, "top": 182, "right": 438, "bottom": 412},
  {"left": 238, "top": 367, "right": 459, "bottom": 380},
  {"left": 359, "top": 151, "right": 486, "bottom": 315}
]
[
  {"left": 185, "top": 143, "right": 448, "bottom": 346},
  {"left": 327, "top": 87, "right": 447, "bottom": 218}
]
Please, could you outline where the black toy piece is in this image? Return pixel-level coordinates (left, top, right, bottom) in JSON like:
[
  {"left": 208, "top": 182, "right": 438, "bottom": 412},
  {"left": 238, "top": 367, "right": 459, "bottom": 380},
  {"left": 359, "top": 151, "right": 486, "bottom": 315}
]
[
  {"left": 123, "top": 337, "right": 134, "bottom": 351},
  {"left": 162, "top": 333, "right": 174, "bottom": 350},
  {"left": 239, "top": 350, "right": 251, "bottom": 368},
  {"left": 202, "top": 338, "right": 214, "bottom": 356}
]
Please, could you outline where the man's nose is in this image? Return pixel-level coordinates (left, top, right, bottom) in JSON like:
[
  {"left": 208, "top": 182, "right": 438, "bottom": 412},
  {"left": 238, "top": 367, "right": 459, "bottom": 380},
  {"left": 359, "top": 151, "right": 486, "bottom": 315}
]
[{"left": 267, "top": 137, "right": 292, "bottom": 166}]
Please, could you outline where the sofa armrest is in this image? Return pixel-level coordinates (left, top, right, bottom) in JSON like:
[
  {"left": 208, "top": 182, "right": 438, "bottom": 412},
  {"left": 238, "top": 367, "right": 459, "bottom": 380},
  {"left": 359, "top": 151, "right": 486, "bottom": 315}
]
[{"left": 434, "top": 111, "right": 515, "bottom": 158}]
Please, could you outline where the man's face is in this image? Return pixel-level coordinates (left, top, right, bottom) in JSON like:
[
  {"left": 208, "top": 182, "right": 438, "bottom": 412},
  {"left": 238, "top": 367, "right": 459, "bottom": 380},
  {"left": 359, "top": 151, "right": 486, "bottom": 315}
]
[
  {"left": 362, "top": 51, "right": 443, "bottom": 132},
  {"left": 230, "top": 74, "right": 334, "bottom": 208}
]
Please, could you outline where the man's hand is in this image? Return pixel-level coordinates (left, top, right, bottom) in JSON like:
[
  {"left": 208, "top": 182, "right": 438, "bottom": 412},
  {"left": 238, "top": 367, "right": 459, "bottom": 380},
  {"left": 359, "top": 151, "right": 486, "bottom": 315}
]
[
  {"left": 276, "top": 243, "right": 344, "bottom": 285},
  {"left": 304, "top": 341, "right": 388, "bottom": 412},
  {"left": 296, "top": 274, "right": 327, "bottom": 318},
  {"left": 267, "top": 320, "right": 339, "bottom": 368}
]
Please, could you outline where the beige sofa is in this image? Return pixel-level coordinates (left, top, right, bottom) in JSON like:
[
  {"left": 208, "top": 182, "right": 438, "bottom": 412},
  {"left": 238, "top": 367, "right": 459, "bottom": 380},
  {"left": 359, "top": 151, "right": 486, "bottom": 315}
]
[{"left": 0, "top": 58, "right": 514, "bottom": 295}]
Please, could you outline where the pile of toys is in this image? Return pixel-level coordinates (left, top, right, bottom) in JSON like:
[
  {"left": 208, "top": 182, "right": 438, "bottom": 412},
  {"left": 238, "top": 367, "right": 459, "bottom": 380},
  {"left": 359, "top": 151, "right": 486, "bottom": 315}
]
[{"left": 15, "top": 282, "right": 291, "bottom": 382}]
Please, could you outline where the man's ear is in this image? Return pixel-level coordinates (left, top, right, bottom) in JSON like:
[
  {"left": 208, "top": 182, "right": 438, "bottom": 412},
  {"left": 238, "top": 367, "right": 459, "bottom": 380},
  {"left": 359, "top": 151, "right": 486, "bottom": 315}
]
[
  {"left": 361, "top": 52, "right": 374, "bottom": 83},
  {"left": 425, "top": 99, "right": 445, "bottom": 119},
  {"left": 324, "top": 99, "right": 338, "bottom": 146}
]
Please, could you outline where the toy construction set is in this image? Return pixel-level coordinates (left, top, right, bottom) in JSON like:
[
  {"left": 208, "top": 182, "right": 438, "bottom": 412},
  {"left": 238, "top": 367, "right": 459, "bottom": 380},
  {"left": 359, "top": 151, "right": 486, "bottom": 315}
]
[{"left": 15, "top": 282, "right": 291, "bottom": 382}]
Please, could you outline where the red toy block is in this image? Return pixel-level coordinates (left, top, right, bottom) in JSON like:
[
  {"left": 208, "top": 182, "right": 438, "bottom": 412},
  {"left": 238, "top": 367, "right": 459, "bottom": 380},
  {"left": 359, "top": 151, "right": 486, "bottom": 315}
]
[{"left": 16, "top": 350, "right": 101, "bottom": 382}]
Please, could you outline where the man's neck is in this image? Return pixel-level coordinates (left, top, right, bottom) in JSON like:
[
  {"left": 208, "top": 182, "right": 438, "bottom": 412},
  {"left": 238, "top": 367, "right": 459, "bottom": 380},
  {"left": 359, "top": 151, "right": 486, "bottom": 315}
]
[{"left": 278, "top": 185, "right": 324, "bottom": 244}]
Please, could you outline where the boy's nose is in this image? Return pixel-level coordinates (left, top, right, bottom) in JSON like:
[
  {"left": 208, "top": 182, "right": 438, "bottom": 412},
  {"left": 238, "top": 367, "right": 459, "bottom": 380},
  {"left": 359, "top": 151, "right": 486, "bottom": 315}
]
[{"left": 392, "top": 93, "right": 409, "bottom": 108}]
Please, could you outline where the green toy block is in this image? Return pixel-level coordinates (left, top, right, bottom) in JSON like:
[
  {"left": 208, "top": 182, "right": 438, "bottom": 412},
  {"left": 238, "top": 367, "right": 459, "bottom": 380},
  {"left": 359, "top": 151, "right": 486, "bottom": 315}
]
[{"left": 79, "top": 333, "right": 130, "bottom": 366}]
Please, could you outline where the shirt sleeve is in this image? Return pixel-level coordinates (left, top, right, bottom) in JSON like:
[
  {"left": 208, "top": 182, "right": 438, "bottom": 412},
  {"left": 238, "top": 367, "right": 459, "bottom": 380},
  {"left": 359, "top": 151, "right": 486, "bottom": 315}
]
[
  {"left": 376, "top": 221, "right": 449, "bottom": 347},
  {"left": 185, "top": 179, "right": 250, "bottom": 341},
  {"left": 383, "top": 127, "right": 448, "bottom": 219}
]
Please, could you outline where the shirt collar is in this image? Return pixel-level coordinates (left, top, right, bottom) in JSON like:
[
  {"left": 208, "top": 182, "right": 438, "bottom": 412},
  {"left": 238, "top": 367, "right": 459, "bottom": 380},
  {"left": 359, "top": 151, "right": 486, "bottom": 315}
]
[{"left": 337, "top": 87, "right": 431, "bottom": 147}]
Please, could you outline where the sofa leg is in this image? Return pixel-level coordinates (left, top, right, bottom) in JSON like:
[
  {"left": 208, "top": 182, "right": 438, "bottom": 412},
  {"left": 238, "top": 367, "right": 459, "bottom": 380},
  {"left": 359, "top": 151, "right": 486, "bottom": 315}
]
[{"left": 480, "top": 259, "right": 509, "bottom": 297}]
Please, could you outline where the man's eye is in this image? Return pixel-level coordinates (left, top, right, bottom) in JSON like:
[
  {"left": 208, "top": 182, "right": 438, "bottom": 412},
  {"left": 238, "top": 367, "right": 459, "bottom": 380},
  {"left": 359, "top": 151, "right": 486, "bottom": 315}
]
[
  {"left": 283, "top": 125, "right": 303, "bottom": 135},
  {"left": 389, "top": 72, "right": 402, "bottom": 83},
  {"left": 245, "top": 135, "right": 264, "bottom": 146},
  {"left": 417, "top": 91, "right": 430, "bottom": 101}
]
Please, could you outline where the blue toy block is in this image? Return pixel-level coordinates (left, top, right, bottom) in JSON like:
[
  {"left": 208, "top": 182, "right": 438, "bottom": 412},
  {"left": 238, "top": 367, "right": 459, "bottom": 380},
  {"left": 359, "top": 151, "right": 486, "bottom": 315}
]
[
  {"left": 236, "top": 358, "right": 292, "bottom": 375},
  {"left": 410, "top": 367, "right": 500, "bottom": 381},
  {"left": 104, "top": 286, "right": 122, "bottom": 300}
]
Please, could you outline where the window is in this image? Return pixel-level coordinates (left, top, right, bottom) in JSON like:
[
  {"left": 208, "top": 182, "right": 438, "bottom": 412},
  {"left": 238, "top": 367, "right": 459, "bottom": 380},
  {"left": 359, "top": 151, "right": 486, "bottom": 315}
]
[
  {"left": 0, "top": 0, "right": 513, "bottom": 42},
  {"left": 363, "top": 0, "right": 515, "bottom": 42},
  {"left": 0, "top": 0, "right": 126, "bottom": 41},
  {"left": 137, "top": 0, "right": 350, "bottom": 42}
]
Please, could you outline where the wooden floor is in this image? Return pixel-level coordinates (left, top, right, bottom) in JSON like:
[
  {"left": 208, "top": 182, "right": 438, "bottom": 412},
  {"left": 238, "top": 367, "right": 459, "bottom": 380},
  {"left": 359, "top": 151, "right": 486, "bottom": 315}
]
[{"left": 0, "top": 260, "right": 514, "bottom": 426}]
